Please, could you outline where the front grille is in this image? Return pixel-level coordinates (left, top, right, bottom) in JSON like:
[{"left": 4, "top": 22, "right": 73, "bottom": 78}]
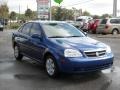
[{"left": 84, "top": 50, "right": 106, "bottom": 57}]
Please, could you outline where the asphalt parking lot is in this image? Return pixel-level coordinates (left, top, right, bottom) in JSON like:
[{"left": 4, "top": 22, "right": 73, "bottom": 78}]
[{"left": 0, "top": 30, "right": 120, "bottom": 90}]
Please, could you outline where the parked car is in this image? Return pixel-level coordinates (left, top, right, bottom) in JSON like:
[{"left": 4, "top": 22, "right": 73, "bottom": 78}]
[
  {"left": 89, "top": 19, "right": 101, "bottom": 34},
  {"left": 74, "top": 18, "right": 84, "bottom": 28},
  {"left": 12, "top": 21, "right": 114, "bottom": 78},
  {"left": 74, "top": 16, "right": 93, "bottom": 29},
  {"left": 96, "top": 18, "right": 120, "bottom": 35},
  {"left": 0, "top": 22, "right": 4, "bottom": 31},
  {"left": 66, "top": 20, "right": 75, "bottom": 26}
]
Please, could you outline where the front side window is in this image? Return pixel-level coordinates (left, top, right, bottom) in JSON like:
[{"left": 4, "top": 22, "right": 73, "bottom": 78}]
[
  {"left": 76, "top": 19, "right": 83, "bottom": 21},
  {"left": 30, "top": 23, "right": 41, "bottom": 36},
  {"left": 21, "top": 23, "right": 32, "bottom": 35},
  {"left": 41, "top": 23, "right": 85, "bottom": 38},
  {"left": 119, "top": 19, "right": 120, "bottom": 24}
]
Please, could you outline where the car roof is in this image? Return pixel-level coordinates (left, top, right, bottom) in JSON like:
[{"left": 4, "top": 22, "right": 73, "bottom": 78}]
[
  {"left": 29, "top": 20, "right": 66, "bottom": 24},
  {"left": 102, "top": 18, "right": 120, "bottom": 20},
  {"left": 110, "top": 18, "right": 120, "bottom": 20}
]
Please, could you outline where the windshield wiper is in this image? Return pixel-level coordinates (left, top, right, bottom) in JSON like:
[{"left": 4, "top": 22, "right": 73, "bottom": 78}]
[
  {"left": 49, "top": 36, "right": 83, "bottom": 38},
  {"left": 67, "top": 36, "right": 82, "bottom": 37},
  {"left": 48, "top": 36, "right": 66, "bottom": 38}
]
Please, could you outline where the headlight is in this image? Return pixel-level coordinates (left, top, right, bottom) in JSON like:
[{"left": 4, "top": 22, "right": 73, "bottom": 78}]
[
  {"left": 106, "top": 46, "right": 111, "bottom": 53},
  {"left": 64, "top": 49, "right": 82, "bottom": 57}
]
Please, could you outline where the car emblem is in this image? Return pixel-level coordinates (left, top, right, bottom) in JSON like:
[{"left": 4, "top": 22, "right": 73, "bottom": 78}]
[{"left": 96, "top": 52, "right": 99, "bottom": 57}]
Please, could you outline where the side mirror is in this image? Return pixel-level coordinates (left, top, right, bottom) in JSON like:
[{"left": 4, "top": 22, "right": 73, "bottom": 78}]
[
  {"left": 84, "top": 32, "right": 87, "bottom": 36},
  {"left": 31, "top": 34, "right": 41, "bottom": 39}
]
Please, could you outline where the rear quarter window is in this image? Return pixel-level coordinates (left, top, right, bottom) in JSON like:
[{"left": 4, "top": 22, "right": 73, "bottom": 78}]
[{"left": 101, "top": 19, "right": 108, "bottom": 24}]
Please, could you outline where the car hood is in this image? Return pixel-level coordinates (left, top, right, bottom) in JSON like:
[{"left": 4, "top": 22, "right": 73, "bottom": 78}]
[{"left": 49, "top": 37, "right": 107, "bottom": 51}]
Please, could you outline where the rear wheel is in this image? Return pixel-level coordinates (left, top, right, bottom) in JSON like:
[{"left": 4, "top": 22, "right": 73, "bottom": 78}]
[
  {"left": 45, "top": 55, "right": 59, "bottom": 78},
  {"left": 112, "top": 29, "right": 119, "bottom": 35},
  {"left": 14, "top": 45, "right": 23, "bottom": 61}
]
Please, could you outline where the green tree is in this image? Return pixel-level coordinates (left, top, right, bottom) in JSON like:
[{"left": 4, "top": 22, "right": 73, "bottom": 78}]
[
  {"left": 82, "top": 11, "right": 91, "bottom": 16},
  {"left": 10, "top": 11, "right": 16, "bottom": 20},
  {"left": 92, "top": 15, "right": 100, "bottom": 19},
  {"left": 62, "top": 8, "right": 74, "bottom": 20},
  {"left": 52, "top": 6, "right": 74, "bottom": 20},
  {"left": 0, "top": 4, "right": 9, "bottom": 19},
  {"left": 101, "top": 14, "right": 112, "bottom": 18},
  {"left": 25, "top": 8, "right": 33, "bottom": 20},
  {"left": 32, "top": 11, "right": 37, "bottom": 19},
  {"left": 54, "top": 7, "right": 63, "bottom": 20}
]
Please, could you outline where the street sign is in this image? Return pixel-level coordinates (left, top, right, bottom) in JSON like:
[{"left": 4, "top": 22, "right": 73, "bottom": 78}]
[
  {"left": 36, "top": 0, "right": 49, "bottom": 19},
  {"left": 54, "top": 0, "right": 63, "bottom": 4}
]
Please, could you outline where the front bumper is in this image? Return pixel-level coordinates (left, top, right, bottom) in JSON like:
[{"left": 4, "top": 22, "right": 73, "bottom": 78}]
[{"left": 58, "top": 53, "right": 114, "bottom": 73}]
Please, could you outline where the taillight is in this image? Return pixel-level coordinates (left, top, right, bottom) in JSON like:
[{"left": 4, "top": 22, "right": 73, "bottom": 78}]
[
  {"left": 105, "top": 25, "right": 109, "bottom": 29},
  {"left": 105, "top": 24, "right": 110, "bottom": 29}
]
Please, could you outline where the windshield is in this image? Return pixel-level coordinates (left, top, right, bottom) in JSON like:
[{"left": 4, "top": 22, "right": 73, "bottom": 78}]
[{"left": 41, "top": 23, "right": 85, "bottom": 38}]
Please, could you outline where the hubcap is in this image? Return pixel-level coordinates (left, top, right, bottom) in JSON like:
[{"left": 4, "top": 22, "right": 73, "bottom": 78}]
[
  {"left": 14, "top": 46, "right": 19, "bottom": 58},
  {"left": 46, "top": 58, "right": 55, "bottom": 76},
  {"left": 113, "top": 30, "right": 118, "bottom": 35}
]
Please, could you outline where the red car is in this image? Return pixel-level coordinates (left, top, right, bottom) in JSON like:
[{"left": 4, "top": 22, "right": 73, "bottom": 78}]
[{"left": 89, "top": 19, "right": 101, "bottom": 34}]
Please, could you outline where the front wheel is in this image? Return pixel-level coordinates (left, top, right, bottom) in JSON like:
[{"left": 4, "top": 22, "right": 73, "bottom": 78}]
[
  {"left": 14, "top": 45, "right": 23, "bottom": 61},
  {"left": 45, "top": 55, "right": 59, "bottom": 78}
]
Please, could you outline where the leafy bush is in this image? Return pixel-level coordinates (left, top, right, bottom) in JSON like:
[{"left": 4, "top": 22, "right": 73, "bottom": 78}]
[{"left": 9, "top": 23, "right": 21, "bottom": 29}]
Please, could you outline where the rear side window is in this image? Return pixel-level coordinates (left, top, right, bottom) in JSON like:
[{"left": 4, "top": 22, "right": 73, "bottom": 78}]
[
  {"left": 76, "top": 19, "right": 83, "bottom": 21},
  {"left": 119, "top": 19, "right": 120, "bottom": 24},
  {"left": 101, "top": 19, "right": 108, "bottom": 24},
  {"left": 110, "top": 19, "right": 120, "bottom": 24},
  {"left": 30, "top": 23, "right": 41, "bottom": 36},
  {"left": 22, "top": 23, "right": 32, "bottom": 35}
]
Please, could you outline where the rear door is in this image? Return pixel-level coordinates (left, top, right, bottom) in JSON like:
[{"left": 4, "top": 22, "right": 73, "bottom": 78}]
[{"left": 18, "top": 23, "right": 32, "bottom": 55}]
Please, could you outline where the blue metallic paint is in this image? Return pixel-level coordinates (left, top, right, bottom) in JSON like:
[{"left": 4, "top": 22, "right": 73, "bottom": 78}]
[{"left": 12, "top": 22, "right": 114, "bottom": 74}]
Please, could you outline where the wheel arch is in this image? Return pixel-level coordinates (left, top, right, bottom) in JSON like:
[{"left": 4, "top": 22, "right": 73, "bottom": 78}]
[
  {"left": 12, "top": 41, "right": 17, "bottom": 48},
  {"left": 112, "top": 28, "right": 119, "bottom": 34},
  {"left": 42, "top": 50, "right": 60, "bottom": 67}
]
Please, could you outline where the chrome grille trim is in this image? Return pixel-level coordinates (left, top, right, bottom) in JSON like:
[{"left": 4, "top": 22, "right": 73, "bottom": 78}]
[{"left": 84, "top": 50, "right": 106, "bottom": 57}]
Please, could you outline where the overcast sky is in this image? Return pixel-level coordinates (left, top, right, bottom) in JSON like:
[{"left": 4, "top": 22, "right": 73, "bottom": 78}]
[{"left": 0, "top": 0, "right": 120, "bottom": 16}]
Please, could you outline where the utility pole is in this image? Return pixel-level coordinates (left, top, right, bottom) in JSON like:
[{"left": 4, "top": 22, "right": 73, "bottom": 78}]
[
  {"left": 49, "top": 0, "right": 52, "bottom": 21},
  {"left": 113, "top": 0, "right": 117, "bottom": 17},
  {"left": 19, "top": 4, "right": 21, "bottom": 20}
]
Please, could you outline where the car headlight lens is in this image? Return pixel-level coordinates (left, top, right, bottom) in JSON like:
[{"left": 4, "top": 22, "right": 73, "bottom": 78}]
[
  {"left": 64, "top": 49, "right": 82, "bottom": 57},
  {"left": 106, "top": 46, "right": 111, "bottom": 53}
]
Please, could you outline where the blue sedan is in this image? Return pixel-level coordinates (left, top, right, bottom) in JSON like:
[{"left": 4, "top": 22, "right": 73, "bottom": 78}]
[{"left": 12, "top": 21, "right": 114, "bottom": 78}]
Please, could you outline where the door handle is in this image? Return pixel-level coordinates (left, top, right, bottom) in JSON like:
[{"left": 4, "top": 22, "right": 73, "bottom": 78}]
[{"left": 17, "top": 37, "right": 20, "bottom": 40}]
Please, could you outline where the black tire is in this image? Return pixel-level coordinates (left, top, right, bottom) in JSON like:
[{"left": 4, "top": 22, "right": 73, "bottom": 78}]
[
  {"left": 14, "top": 45, "right": 23, "bottom": 61},
  {"left": 112, "top": 29, "right": 119, "bottom": 35},
  {"left": 45, "top": 55, "right": 59, "bottom": 78},
  {"left": 92, "top": 31, "right": 96, "bottom": 34},
  {"left": 0, "top": 28, "right": 3, "bottom": 31},
  {"left": 102, "top": 33, "right": 107, "bottom": 35}
]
